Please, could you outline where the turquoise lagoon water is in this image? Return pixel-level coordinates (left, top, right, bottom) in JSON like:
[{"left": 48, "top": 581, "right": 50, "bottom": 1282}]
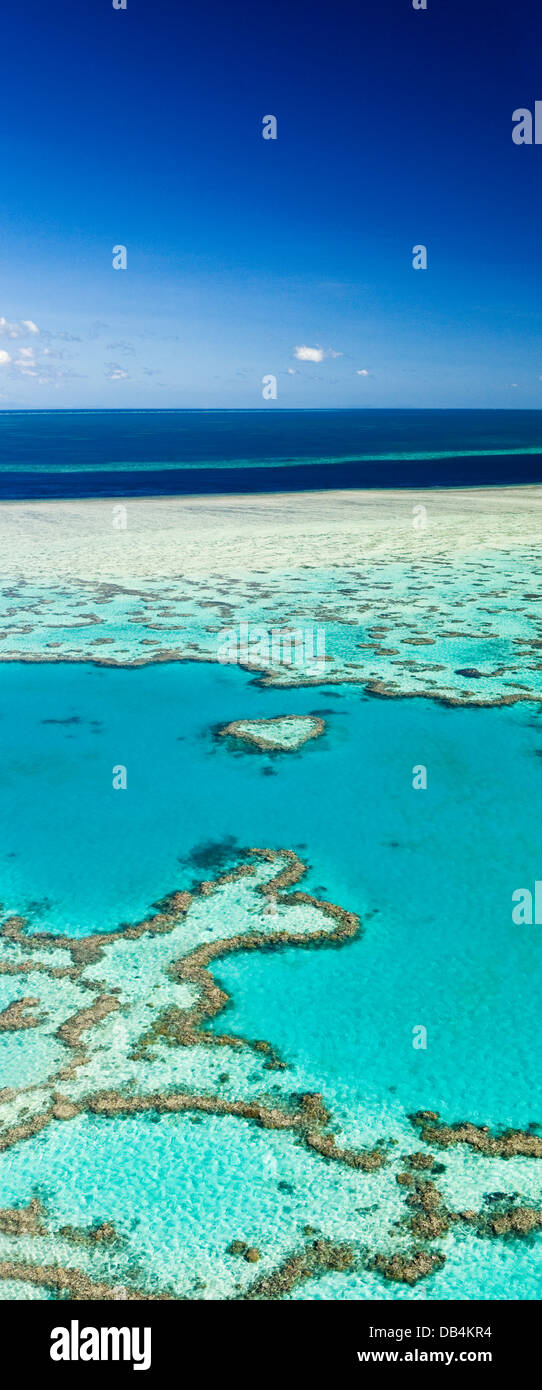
[
  {"left": 1, "top": 659, "right": 541, "bottom": 1298},
  {"left": 0, "top": 659, "right": 541, "bottom": 1128}
]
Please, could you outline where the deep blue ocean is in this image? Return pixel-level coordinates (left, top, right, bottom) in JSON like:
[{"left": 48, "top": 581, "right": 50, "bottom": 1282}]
[{"left": 1, "top": 408, "right": 542, "bottom": 497}]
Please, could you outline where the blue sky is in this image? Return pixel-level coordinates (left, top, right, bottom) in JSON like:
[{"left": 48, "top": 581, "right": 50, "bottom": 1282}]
[{"left": 1, "top": 0, "right": 542, "bottom": 408}]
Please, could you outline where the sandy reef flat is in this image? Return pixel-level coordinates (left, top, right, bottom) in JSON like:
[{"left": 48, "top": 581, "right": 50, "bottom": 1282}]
[{"left": 0, "top": 486, "right": 541, "bottom": 705}]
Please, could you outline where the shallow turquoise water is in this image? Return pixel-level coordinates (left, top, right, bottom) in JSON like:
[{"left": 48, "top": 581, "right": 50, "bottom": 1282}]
[
  {"left": 1, "top": 1112, "right": 540, "bottom": 1301},
  {"left": 0, "top": 660, "right": 541, "bottom": 1298},
  {"left": 0, "top": 660, "right": 541, "bottom": 1129}
]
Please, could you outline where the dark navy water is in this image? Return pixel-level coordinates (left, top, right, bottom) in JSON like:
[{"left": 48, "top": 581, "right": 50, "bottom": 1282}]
[{"left": 1, "top": 408, "right": 542, "bottom": 497}]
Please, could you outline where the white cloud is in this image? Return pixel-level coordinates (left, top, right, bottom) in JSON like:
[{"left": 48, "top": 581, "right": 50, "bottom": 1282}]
[
  {"left": 294, "top": 345, "right": 324, "bottom": 362},
  {"left": 105, "top": 362, "right": 129, "bottom": 381},
  {"left": 357, "top": 369, "right": 369, "bottom": 376},
  {"left": 0, "top": 327, "right": 84, "bottom": 385},
  {"left": 14, "top": 345, "right": 37, "bottom": 376},
  {"left": 294, "top": 345, "right": 343, "bottom": 363},
  {"left": 0, "top": 316, "right": 40, "bottom": 339}
]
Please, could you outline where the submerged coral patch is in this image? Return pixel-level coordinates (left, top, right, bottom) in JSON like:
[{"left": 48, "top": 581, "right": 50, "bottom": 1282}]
[
  {"left": 410, "top": 1111, "right": 542, "bottom": 1158},
  {"left": 218, "top": 715, "right": 325, "bottom": 752}
]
